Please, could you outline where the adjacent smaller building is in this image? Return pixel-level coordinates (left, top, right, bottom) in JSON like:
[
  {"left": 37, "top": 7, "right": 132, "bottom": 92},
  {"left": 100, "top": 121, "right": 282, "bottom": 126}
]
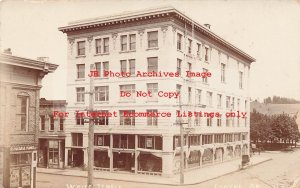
[
  {"left": 0, "top": 50, "right": 57, "bottom": 188},
  {"left": 38, "top": 98, "right": 67, "bottom": 169}
]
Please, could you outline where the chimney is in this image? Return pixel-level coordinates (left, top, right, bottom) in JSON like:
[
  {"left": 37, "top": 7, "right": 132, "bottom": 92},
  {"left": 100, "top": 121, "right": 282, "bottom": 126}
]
[
  {"left": 3, "top": 48, "right": 12, "bottom": 55},
  {"left": 204, "top": 24, "right": 211, "bottom": 29},
  {"left": 37, "top": 57, "right": 49, "bottom": 62}
]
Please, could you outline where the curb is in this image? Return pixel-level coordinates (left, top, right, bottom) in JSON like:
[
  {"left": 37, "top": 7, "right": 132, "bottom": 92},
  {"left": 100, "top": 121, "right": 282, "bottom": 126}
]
[{"left": 37, "top": 158, "right": 272, "bottom": 186}]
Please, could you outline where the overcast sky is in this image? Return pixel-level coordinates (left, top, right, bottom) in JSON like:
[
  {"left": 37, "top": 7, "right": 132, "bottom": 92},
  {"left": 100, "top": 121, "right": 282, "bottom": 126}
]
[{"left": 1, "top": 0, "right": 300, "bottom": 102}]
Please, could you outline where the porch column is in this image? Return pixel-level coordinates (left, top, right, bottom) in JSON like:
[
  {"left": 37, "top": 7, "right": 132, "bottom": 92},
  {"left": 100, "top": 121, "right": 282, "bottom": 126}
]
[
  {"left": 212, "top": 148, "right": 215, "bottom": 164},
  {"left": 200, "top": 150, "right": 203, "bottom": 168},
  {"left": 64, "top": 149, "right": 69, "bottom": 168},
  {"left": 162, "top": 134, "right": 173, "bottom": 177},
  {"left": 109, "top": 134, "right": 113, "bottom": 172},
  {"left": 58, "top": 140, "right": 62, "bottom": 168},
  {"left": 134, "top": 134, "right": 138, "bottom": 174}
]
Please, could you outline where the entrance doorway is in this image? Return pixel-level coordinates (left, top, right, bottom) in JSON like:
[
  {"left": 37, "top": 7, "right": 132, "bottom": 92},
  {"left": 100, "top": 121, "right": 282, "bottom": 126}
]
[{"left": 113, "top": 152, "right": 133, "bottom": 172}]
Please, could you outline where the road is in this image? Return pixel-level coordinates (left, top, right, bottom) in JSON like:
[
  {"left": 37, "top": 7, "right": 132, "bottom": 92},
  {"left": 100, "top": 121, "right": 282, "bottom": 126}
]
[{"left": 37, "top": 148, "right": 300, "bottom": 188}]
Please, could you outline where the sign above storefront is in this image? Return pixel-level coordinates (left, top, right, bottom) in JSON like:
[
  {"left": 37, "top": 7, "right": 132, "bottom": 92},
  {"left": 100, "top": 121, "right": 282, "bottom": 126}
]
[{"left": 10, "top": 145, "right": 37, "bottom": 152}]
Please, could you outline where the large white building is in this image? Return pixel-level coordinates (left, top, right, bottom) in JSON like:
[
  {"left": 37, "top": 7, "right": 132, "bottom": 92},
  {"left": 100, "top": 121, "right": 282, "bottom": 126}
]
[{"left": 59, "top": 6, "right": 255, "bottom": 177}]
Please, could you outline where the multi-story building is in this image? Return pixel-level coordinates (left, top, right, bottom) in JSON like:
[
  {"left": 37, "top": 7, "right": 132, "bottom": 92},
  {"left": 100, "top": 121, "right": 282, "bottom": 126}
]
[
  {"left": 38, "top": 98, "right": 67, "bottom": 169},
  {"left": 59, "top": 6, "right": 255, "bottom": 177},
  {"left": 0, "top": 50, "right": 57, "bottom": 188}
]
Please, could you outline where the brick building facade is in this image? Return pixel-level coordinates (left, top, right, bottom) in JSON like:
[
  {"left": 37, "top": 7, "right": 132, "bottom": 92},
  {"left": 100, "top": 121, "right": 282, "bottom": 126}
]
[{"left": 38, "top": 98, "right": 67, "bottom": 169}]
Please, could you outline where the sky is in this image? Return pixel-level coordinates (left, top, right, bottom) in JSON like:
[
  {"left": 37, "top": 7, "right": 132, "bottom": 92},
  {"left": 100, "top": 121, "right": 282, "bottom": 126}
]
[{"left": 1, "top": 0, "right": 300, "bottom": 102}]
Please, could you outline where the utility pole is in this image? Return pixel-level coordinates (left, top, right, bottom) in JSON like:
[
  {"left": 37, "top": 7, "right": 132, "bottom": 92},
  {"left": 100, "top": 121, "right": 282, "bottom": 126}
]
[
  {"left": 180, "top": 99, "right": 184, "bottom": 185},
  {"left": 87, "top": 64, "right": 95, "bottom": 187}
]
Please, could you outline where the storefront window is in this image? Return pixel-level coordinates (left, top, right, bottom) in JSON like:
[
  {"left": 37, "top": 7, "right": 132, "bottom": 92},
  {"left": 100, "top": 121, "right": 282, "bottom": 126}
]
[
  {"left": 10, "top": 154, "right": 31, "bottom": 166},
  {"left": 49, "top": 141, "right": 59, "bottom": 165}
]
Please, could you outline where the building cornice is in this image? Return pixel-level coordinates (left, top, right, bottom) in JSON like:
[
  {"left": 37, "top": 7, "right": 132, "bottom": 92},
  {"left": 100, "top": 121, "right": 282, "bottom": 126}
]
[
  {"left": 59, "top": 6, "right": 255, "bottom": 63},
  {"left": 0, "top": 53, "right": 58, "bottom": 73}
]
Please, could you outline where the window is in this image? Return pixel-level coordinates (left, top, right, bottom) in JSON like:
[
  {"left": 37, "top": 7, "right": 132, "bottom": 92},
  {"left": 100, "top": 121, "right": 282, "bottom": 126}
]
[
  {"left": 95, "top": 39, "right": 101, "bottom": 54},
  {"left": 95, "top": 62, "right": 101, "bottom": 77},
  {"left": 76, "top": 116, "right": 84, "bottom": 125},
  {"left": 113, "top": 135, "right": 135, "bottom": 149},
  {"left": 147, "top": 83, "right": 158, "bottom": 101},
  {"left": 120, "top": 35, "right": 127, "bottom": 51},
  {"left": 10, "top": 154, "right": 31, "bottom": 166},
  {"left": 120, "top": 59, "right": 135, "bottom": 76},
  {"left": 72, "top": 133, "right": 83, "bottom": 146},
  {"left": 188, "top": 62, "right": 192, "bottom": 72},
  {"left": 147, "top": 109, "right": 158, "bottom": 126},
  {"left": 95, "top": 37, "right": 109, "bottom": 54},
  {"left": 176, "top": 84, "right": 181, "bottom": 103},
  {"left": 16, "top": 96, "right": 28, "bottom": 131},
  {"left": 188, "top": 87, "right": 192, "bottom": 104},
  {"left": 49, "top": 115, "right": 54, "bottom": 131},
  {"left": 95, "top": 61, "right": 109, "bottom": 77},
  {"left": 194, "top": 115, "right": 201, "bottom": 126},
  {"left": 206, "top": 117, "right": 212, "bottom": 127},
  {"left": 206, "top": 91, "right": 212, "bottom": 106},
  {"left": 188, "top": 39, "right": 192, "bottom": 54},
  {"left": 40, "top": 115, "right": 45, "bottom": 131},
  {"left": 217, "top": 94, "right": 222, "bottom": 108},
  {"left": 77, "top": 41, "right": 85, "bottom": 56},
  {"left": 139, "top": 136, "right": 162, "bottom": 150},
  {"left": 215, "top": 134, "right": 223, "bottom": 143},
  {"left": 48, "top": 141, "right": 59, "bottom": 164},
  {"left": 103, "top": 37, "right": 109, "bottom": 53},
  {"left": 239, "top": 71, "right": 243, "bottom": 89},
  {"left": 129, "top": 34, "right": 136, "bottom": 50},
  {"left": 147, "top": 31, "right": 158, "bottom": 48},
  {"left": 59, "top": 118, "right": 64, "bottom": 131},
  {"left": 120, "top": 110, "right": 135, "bottom": 126},
  {"left": 177, "top": 59, "right": 182, "bottom": 76},
  {"left": 226, "top": 117, "right": 231, "bottom": 127},
  {"left": 147, "top": 57, "right": 158, "bottom": 72},
  {"left": 95, "top": 86, "right": 109, "bottom": 102},
  {"left": 225, "top": 134, "right": 233, "bottom": 142},
  {"left": 94, "top": 135, "right": 110, "bottom": 146},
  {"left": 226, "top": 96, "right": 231, "bottom": 109},
  {"left": 221, "top": 63, "right": 225, "bottom": 83},
  {"left": 103, "top": 62, "right": 109, "bottom": 77},
  {"left": 120, "top": 60, "right": 126, "bottom": 73},
  {"left": 204, "top": 46, "right": 209, "bottom": 61},
  {"left": 196, "top": 89, "right": 202, "bottom": 105},
  {"left": 129, "top": 59, "right": 135, "bottom": 76},
  {"left": 177, "top": 33, "right": 182, "bottom": 50},
  {"left": 237, "top": 98, "right": 240, "bottom": 110},
  {"left": 217, "top": 116, "right": 222, "bottom": 127},
  {"left": 232, "top": 97, "right": 235, "bottom": 110},
  {"left": 120, "top": 84, "right": 135, "bottom": 101},
  {"left": 197, "top": 43, "right": 201, "bottom": 57},
  {"left": 202, "top": 135, "right": 213, "bottom": 145},
  {"left": 202, "top": 68, "right": 208, "bottom": 84},
  {"left": 76, "top": 87, "right": 85, "bottom": 102},
  {"left": 77, "top": 64, "right": 85, "bottom": 78},
  {"left": 188, "top": 111, "right": 192, "bottom": 126},
  {"left": 94, "top": 110, "right": 109, "bottom": 126}
]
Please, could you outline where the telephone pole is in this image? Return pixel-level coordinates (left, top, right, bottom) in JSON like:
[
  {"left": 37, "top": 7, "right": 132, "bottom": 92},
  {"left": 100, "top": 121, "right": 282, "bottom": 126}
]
[{"left": 87, "top": 64, "right": 95, "bottom": 187}]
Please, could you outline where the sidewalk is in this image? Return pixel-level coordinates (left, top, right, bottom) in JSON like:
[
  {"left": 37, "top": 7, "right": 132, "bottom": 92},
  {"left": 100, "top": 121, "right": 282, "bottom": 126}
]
[{"left": 37, "top": 155, "right": 271, "bottom": 186}]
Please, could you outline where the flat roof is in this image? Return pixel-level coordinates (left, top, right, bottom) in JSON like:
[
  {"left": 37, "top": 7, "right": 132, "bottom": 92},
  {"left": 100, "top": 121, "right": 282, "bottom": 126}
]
[
  {"left": 0, "top": 53, "right": 58, "bottom": 73},
  {"left": 59, "top": 6, "right": 255, "bottom": 63}
]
